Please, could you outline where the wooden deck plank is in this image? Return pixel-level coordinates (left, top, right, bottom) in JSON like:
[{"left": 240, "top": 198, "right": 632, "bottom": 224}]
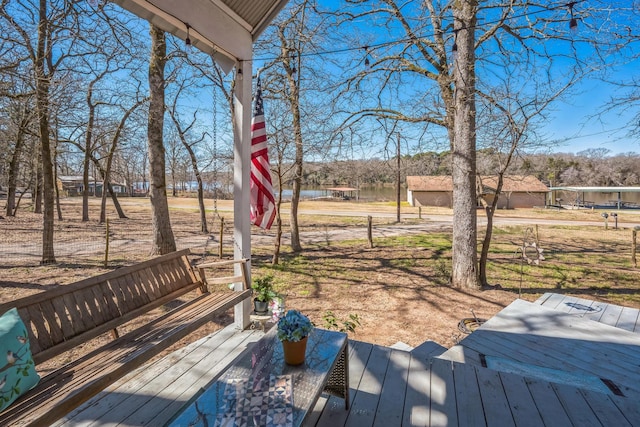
[
  {"left": 566, "top": 296, "right": 602, "bottom": 318},
  {"left": 475, "top": 367, "right": 515, "bottom": 427},
  {"left": 551, "top": 382, "right": 601, "bottom": 427},
  {"left": 582, "top": 300, "right": 608, "bottom": 322},
  {"left": 534, "top": 292, "right": 566, "bottom": 310},
  {"left": 453, "top": 362, "right": 485, "bottom": 427},
  {"left": 598, "top": 303, "right": 623, "bottom": 328},
  {"left": 53, "top": 326, "right": 230, "bottom": 427},
  {"left": 315, "top": 340, "right": 373, "bottom": 427},
  {"left": 372, "top": 349, "right": 410, "bottom": 427},
  {"left": 497, "top": 371, "right": 545, "bottom": 427},
  {"left": 402, "top": 350, "right": 431, "bottom": 427},
  {"left": 305, "top": 339, "right": 360, "bottom": 427},
  {"left": 523, "top": 378, "right": 573, "bottom": 427},
  {"left": 435, "top": 345, "right": 484, "bottom": 368},
  {"left": 117, "top": 328, "right": 260, "bottom": 427},
  {"left": 410, "top": 341, "right": 447, "bottom": 362},
  {"left": 428, "top": 359, "right": 457, "bottom": 427},
  {"left": 609, "top": 393, "right": 640, "bottom": 425},
  {"left": 141, "top": 329, "right": 262, "bottom": 426},
  {"left": 578, "top": 389, "right": 632, "bottom": 427},
  {"left": 616, "top": 306, "right": 640, "bottom": 333},
  {"left": 342, "top": 345, "right": 390, "bottom": 427},
  {"left": 55, "top": 325, "right": 262, "bottom": 427}
]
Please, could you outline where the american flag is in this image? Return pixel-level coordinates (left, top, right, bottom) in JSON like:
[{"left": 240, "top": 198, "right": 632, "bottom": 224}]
[{"left": 250, "top": 76, "right": 276, "bottom": 229}]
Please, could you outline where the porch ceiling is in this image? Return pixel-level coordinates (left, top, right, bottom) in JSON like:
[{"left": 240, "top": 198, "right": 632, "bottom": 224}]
[{"left": 112, "top": 0, "right": 289, "bottom": 72}]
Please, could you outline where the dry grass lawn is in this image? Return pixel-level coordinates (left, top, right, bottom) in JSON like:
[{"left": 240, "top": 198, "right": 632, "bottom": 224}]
[{"left": 1, "top": 196, "right": 640, "bottom": 371}]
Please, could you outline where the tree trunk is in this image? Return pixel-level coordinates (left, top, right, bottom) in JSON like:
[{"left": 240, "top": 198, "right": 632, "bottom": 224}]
[
  {"left": 396, "top": 132, "right": 401, "bottom": 223},
  {"left": 183, "top": 142, "right": 207, "bottom": 233},
  {"left": 53, "top": 139, "right": 62, "bottom": 221},
  {"left": 290, "top": 138, "right": 303, "bottom": 252},
  {"left": 99, "top": 98, "right": 145, "bottom": 223},
  {"left": 82, "top": 83, "right": 97, "bottom": 222},
  {"left": 35, "top": 0, "right": 55, "bottom": 264},
  {"left": 272, "top": 164, "right": 284, "bottom": 265},
  {"left": 285, "top": 48, "right": 303, "bottom": 252},
  {"left": 479, "top": 203, "right": 496, "bottom": 287},
  {"left": 6, "top": 116, "right": 26, "bottom": 217},
  {"left": 34, "top": 155, "right": 43, "bottom": 214},
  {"left": 451, "top": 0, "right": 480, "bottom": 289},
  {"left": 147, "top": 25, "right": 176, "bottom": 255},
  {"left": 107, "top": 183, "right": 127, "bottom": 218},
  {"left": 167, "top": 105, "right": 208, "bottom": 233},
  {"left": 89, "top": 155, "right": 128, "bottom": 220}
]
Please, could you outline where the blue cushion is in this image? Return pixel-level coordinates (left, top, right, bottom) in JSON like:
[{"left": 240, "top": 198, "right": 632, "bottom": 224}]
[{"left": 0, "top": 308, "right": 40, "bottom": 412}]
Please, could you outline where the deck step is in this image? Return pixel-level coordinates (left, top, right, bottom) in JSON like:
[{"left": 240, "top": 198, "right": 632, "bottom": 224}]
[
  {"left": 436, "top": 344, "right": 484, "bottom": 367},
  {"left": 535, "top": 292, "right": 640, "bottom": 333},
  {"left": 410, "top": 340, "right": 447, "bottom": 361},
  {"left": 389, "top": 341, "right": 413, "bottom": 351}
]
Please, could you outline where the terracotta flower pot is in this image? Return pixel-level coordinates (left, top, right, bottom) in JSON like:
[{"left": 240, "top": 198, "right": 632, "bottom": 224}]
[{"left": 281, "top": 336, "right": 308, "bottom": 365}]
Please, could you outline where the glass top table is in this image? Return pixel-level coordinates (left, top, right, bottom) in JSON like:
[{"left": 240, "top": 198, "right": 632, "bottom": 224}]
[{"left": 168, "top": 327, "right": 349, "bottom": 427}]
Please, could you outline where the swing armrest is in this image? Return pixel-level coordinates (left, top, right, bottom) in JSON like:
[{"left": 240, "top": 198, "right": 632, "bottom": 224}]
[{"left": 196, "top": 258, "right": 251, "bottom": 290}]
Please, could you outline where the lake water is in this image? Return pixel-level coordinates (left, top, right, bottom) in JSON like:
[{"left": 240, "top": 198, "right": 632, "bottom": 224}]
[
  {"left": 140, "top": 181, "right": 404, "bottom": 202},
  {"left": 278, "top": 186, "right": 403, "bottom": 202}
]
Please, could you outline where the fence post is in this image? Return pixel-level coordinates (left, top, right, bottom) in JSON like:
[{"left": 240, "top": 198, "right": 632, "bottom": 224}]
[
  {"left": 219, "top": 217, "right": 225, "bottom": 258},
  {"left": 633, "top": 229, "right": 638, "bottom": 268},
  {"left": 104, "top": 218, "right": 109, "bottom": 268},
  {"left": 367, "top": 215, "right": 373, "bottom": 248},
  {"left": 418, "top": 206, "right": 422, "bottom": 219}
]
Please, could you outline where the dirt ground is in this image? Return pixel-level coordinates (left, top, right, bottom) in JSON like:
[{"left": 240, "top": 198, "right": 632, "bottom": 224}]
[{"left": 1, "top": 196, "right": 636, "bottom": 372}]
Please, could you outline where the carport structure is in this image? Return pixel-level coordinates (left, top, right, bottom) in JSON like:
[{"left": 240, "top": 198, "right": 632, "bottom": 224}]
[{"left": 112, "top": 0, "right": 289, "bottom": 328}]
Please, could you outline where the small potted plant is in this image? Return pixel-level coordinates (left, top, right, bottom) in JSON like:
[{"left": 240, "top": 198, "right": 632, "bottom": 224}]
[
  {"left": 277, "top": 309, "right": 313, "bottom": 365},
  {"left": 251, "top": 275, "right": 277, "bottom": 315}
]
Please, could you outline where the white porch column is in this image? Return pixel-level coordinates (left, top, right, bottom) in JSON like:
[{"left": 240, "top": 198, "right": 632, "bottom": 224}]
[{"left": 233, "top": 60, "right": 253, "bottom": 330}]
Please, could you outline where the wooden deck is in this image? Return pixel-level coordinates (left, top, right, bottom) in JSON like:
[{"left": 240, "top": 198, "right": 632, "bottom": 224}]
[
  {"left": 535, "top": 292, "right": 640, "bottom": 333},
  {"left": 52, "top": 297, "right": 640, "bottom": 426}
]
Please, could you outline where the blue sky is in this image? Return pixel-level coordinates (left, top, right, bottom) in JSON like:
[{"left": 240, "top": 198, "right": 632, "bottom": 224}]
[
  {"left": 297, "top": 0, "right": 640, "bottom": 157},
  {"left": 545, "top": 72, "right": 639, "bottom": 155}
]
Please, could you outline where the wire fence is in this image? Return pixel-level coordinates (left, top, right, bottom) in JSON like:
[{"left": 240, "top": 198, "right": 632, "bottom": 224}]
[{"left": 0, "top": 211, "right": 229, "bottom": 268}]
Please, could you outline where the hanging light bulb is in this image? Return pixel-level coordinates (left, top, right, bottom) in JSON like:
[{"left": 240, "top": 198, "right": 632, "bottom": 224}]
[
  {"left": 185, "top": 23, "right": 192, "bottom": 52},
  {"left": 569, "top": 17, "right": 577, "bottom": 31},
  {"left": 568, "top": 2, "right": 578, "bottom": 32},
  {"left": 363, "top": 46, "right": 371, "bottom": 67}
]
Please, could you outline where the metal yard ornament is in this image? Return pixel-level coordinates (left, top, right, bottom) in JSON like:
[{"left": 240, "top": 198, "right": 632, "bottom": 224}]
[{"left": 515, "top": 226, "right": 545, "bottom": 297}]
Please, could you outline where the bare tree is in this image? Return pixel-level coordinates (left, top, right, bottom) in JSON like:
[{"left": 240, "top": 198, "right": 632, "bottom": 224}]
[
  {"left": 98, "top": 97, "right": 148, "bottom": 223},
  {"left": 167, "top": 79, "right": 209, "bottom": 232},
  {"left": 4, "top": 95, "right": 36, "bottom": 217},
  {"left": 275, "top": 7, "right": 306, "bottom": 252},
  {"left": 258, "top": 0, "right": 332, "bottom": 254},
  {"left": 476, "top": 74, "right": 576, "bottom": 286},
  {"left": 332, "top": 0, "right": 634, "bottom": 289}
]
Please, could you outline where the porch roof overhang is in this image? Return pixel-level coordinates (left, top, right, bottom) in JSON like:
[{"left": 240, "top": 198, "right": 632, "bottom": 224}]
[{"left": 112, "top": 0, "right": 289, "bottom": 72}]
